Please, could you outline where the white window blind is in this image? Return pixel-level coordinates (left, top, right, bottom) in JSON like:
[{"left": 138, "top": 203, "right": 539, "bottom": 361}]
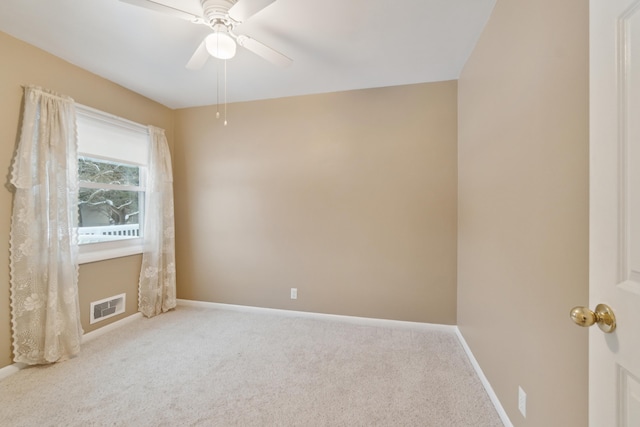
[{"left": 76, "top": 105, "right": 149, "bottom": 166}]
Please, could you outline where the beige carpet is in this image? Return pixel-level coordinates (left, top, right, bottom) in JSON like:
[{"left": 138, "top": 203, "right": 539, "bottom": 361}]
[{"left": 0, "top": 305, "right": 502, "bottom": 426}]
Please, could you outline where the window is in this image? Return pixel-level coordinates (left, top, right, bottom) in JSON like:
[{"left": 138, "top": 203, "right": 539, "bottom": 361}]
[
  {"left": 78, "top": 157, "right": 144, "bottom": 243},
  {"left": 76, "top": 105, "right": 149, "bottom": 264}
]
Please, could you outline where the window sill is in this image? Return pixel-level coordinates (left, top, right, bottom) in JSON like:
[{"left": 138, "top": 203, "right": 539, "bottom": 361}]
[{"left": 78, "top": 240, "right": 144, "bottom": 264}]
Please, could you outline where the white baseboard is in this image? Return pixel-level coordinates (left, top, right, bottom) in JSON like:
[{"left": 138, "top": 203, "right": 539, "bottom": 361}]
[
  {"left": 82, "top": 312, "right": 143, "bottom": 343},
  {"left": 177, "top": 299, "right": 457, "bottom": 333},
  {"left": 0, "top": 362, "right": 27, "bottom": 382},
  {"left": 455, "top": 328, "right": 513, "bottom": 427},
  {"left": 0, "top": 311, "right": 143, "bottom": 382}
]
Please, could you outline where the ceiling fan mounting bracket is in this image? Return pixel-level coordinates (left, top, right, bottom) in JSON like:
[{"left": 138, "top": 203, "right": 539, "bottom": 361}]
[
  {"left": 209, "top": 19, "right": 235, "bottom": 35},
  {"left": 200, "top": 0, "right": 238, "bottom": 27}
]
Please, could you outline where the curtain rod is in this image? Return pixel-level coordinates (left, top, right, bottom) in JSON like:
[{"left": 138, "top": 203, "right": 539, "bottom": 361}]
[
  {"left": 21, "top": 85, "right": 149, "bottom": 133},
  {"left": 21, "top": 85, "right": 73, "bottom": 103}
]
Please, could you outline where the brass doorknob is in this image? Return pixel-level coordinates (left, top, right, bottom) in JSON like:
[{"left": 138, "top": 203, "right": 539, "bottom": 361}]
[{"left": 569, "top": 303, "right": 616, "bottom": 333}]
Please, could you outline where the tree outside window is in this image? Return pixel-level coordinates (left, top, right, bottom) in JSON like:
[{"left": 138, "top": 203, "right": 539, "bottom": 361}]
[{"left": 78, "top": 157, "right": 144, "bottom": 244}]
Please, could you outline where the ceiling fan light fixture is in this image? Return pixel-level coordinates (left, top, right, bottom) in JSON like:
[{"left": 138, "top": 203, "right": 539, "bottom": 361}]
[{"left": 205, "top": 32, "right": 236, "bottom": 59}]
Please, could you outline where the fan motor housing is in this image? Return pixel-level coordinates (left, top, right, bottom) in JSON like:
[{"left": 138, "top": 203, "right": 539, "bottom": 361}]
[{"left": 201, "top": 0, "right": 235, "bottom": 24}]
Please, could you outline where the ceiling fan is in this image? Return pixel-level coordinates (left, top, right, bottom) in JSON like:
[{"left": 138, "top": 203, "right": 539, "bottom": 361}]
[{"left": 119, "top": 0, "right": 293, "bottom": 69}]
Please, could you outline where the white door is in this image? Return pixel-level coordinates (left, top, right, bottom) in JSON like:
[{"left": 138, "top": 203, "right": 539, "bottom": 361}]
[{"left": 589, "top": 0, "right": 640, "bottom": 425}]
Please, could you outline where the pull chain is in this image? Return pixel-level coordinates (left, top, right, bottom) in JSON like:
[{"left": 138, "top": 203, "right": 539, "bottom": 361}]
[
  {"left": 216, "top": 34, "right": 220, "bottom": 119},
  {"left": 216, "top": 58, "right": 220, "bottom": 119},
  {"left": 224, "top": 59, "right": 228, "bottom": 126}
]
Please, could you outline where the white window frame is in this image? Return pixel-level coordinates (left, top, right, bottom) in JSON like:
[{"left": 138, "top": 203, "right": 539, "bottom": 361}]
[{"left": 76, "top": 105, "right": 149, "bottom": 264}]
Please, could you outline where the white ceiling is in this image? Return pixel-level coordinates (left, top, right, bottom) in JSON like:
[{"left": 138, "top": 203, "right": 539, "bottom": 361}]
[{"left": 0, "top": 0, "right": 496, "bottom": 109}]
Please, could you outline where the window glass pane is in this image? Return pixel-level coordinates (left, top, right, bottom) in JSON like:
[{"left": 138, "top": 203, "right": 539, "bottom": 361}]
[
  {"left": 79, "top": 156, "right": 140, "bottom": 186},
  {"left": 78, "top": 188, "right": 142, "bottom": 244},
  {"left": 78, "top": 157, "right": 144, "bottom": 245}
]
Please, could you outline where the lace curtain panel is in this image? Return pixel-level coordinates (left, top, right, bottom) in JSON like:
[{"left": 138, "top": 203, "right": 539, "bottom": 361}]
[
  {"left": 9, "top": 86, "right": 83, "bottom": 365},
  {"left": 138, "top": 126, "right": 177, "bottom": 317}
]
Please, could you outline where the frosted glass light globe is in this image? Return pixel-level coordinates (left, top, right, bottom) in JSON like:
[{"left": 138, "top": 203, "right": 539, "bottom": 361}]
[{"left": 205, "top": 32, "right": 236, "bottom": 60}]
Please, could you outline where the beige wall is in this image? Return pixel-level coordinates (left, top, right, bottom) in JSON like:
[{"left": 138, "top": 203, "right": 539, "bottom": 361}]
[
  {"left": 457, "top": 0, "right": 589, "bottom": 426},
  {"left": 174, "top": 82, "right": 458, "bottom": 324},
  {"left": 0, "top": 32, "right": 174, "bottom": 368}
]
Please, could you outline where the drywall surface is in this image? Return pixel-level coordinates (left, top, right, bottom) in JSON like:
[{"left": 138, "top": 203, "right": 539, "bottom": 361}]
[
  {"left": 174, "top": 81, "right": 458, "bottom": 324},
  {"left": 457, "top": 0, "right": 589, "bottom": 425}
]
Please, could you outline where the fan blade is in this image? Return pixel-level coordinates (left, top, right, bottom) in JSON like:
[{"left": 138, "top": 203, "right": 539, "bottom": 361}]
[
  {"left": 186, "top": 39, "right": 210, "bottom": 70},
  {"left": 119, "top": 0, "right": 202, "bottom": 22},
  {"left": 236, "top": 35, "right": 292, "bottom": 67},
  {"left": 228, "top": 0, "right": 276, "bottom": 22}
]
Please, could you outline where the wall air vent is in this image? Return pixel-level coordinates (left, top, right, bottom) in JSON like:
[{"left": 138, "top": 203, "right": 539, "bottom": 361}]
[{"left": 90, "top": 293, "right": 126, "bottom": 324}]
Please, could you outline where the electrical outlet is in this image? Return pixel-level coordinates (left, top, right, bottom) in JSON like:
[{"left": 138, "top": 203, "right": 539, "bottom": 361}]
[
  {"left": 290, "top": 288, "right": 297, "bottom": 300},
  {"left": 518, "top": 386, "right": 527, "bottom": 418}
]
